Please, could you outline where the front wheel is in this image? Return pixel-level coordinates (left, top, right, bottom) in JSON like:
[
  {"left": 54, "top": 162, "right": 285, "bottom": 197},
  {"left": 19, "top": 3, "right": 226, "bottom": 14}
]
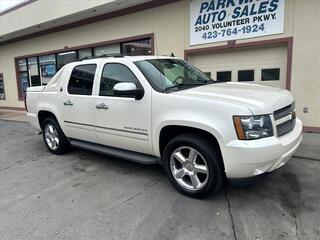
[
  {"left": 163, "top": 134, "right": 224, "bottom": 198},
  {"left": 41, "top": 118, "right": 70, "bottom": 155}
]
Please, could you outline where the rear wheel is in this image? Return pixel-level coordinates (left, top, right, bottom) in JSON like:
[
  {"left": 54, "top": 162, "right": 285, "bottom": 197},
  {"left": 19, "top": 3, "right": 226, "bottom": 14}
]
[
  {"left": 163, "top": 134, "right": 224, "bottom": 198},
  {"left": 41, "top": 118, "right": 70, "bottom": 155}
]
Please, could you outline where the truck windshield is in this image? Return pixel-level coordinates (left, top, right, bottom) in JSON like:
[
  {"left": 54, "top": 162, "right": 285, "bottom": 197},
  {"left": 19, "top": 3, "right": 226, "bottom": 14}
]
[{"left": 135, "top": 59, "right": 216, "bottom": 93}]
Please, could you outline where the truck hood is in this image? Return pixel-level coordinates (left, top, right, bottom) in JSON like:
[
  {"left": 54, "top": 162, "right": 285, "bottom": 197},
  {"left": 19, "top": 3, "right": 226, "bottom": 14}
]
[{"left": 174, "top": 82, "right": 294, "bottom": 115}]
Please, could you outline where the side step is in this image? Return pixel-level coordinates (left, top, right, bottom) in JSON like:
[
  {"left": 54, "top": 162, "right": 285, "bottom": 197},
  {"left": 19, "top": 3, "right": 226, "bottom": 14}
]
[{"left": 70, "top": 139, "right": 159, "bottom": 165}]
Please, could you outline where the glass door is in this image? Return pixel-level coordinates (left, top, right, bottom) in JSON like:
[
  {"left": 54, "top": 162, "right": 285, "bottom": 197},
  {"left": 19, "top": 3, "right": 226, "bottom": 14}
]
[{"left": 27, "top": 57, "right": 41, "bottom": 86}]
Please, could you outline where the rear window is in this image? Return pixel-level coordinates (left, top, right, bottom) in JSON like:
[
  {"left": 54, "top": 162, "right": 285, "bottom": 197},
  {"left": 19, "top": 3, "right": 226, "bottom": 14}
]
[{"left": 68, "top": 64, "right": 97, "bottom": 95}]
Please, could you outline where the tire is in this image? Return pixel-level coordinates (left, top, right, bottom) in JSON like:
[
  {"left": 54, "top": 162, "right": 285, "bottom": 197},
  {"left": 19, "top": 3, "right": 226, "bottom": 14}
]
[
  {"left": 41, "top": 117, "right": 70, "bottom": 155},
  {"left": 163, "top": 134, "right": 224, "bottom": 198}
]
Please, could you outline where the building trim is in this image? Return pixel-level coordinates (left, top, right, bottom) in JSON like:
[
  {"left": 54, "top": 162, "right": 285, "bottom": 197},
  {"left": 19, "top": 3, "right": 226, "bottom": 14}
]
[
  {"left": 303, "top": 126, "right": 320, "bottom": 134},
  {"left": 184, "top": 37, "right": 294, "bottom": 90},
  {"left": 0, "top": 0, "right": 179, "bottom": 46},
  {"left": 14, "top": 33, "right": 155, "bottom": 101},
  {"left": 14, "top": 33, "right": 154, "bottom": 59},
  {"left": 0, "top": 0, "right": 38, "bottom": 16}
]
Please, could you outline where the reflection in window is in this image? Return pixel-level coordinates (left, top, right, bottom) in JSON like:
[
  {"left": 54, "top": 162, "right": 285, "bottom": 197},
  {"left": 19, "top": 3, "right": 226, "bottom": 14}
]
[
  {"left": 0, "top": 73, "right": 5, "bottom": 100},
  {"left": 57, "top": 51, "right": 77, "bottom": 69},
  {"left": 18, "top": 59, "right": 29, "bottom": 95},
  {"left": 204, "top": 72, "right": 211, "bottom": 78},
  {"left": 238, "top": 70, "right": 254, "bottom": 82},
  {"left": 100, "top": 63, "right": 139, "bottom": 96},
  {"left": 262, "top": 68, "right": 280, "bottom": 81},
  {"left": 68, "top": 64, "right": 97, "bottom": 95},
  {"left": 122, "top": 38, "right": 152, "bottom": 56},
  {"left": 39, "top": 55, "right": 56, "bottom": 85},
  {"left": 217, "top": 71, "right": 231, "bottom": 82},
  {"left": 94, "top": 44, "right": 120, "bottom": 57},
  {"left": 78, "top": 48, "right": 92, "bottom": 59},
  {"left": 28, "top": 57, "right": 41, "bottom": 86}
]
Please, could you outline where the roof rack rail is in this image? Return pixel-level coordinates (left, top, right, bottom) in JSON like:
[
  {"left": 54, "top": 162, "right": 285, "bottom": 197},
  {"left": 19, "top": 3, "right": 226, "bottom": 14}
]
[{"left": 76, "top": 53, "right": 132, "bottom": 62}]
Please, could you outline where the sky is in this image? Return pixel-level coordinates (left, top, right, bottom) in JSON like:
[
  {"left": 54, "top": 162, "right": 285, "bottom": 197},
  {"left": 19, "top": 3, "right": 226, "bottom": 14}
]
[{"left": 0, "top": 0, "right": 25, "bottom": 12}]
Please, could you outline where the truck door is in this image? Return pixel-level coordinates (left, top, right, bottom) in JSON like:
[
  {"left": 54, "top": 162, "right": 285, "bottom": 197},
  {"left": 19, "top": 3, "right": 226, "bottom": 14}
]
[
  {"left": 61, "top": 64, "right": 97, "bottom": 143},
  {"left": 92, "top": 62, "right": 152, "bottom": 155}
]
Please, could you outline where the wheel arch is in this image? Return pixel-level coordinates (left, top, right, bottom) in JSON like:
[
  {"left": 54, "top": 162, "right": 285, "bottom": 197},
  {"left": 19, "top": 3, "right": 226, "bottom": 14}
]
[
  {"left": 158, "top": 124, "right": 225, "bottom": 171},
  {"left": 38, "top": 110, "right": 59, "bottom": 129}
]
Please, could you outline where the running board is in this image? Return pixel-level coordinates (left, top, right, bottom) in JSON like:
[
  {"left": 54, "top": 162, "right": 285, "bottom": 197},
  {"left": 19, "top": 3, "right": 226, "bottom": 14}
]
[{"left": 70, "top": 139, "right": 159, "bottom": 165}]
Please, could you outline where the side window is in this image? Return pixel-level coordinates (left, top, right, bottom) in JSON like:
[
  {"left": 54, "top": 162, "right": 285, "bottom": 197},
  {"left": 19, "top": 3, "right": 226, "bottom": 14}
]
[
  {"left": 68, "top": 64, "right": 96, "bottom": 95},
  {"left": 99, "top": 63, "right": 140, "bottom": 96}
]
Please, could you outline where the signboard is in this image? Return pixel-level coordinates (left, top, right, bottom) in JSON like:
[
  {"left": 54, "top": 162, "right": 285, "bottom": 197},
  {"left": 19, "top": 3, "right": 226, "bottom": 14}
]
[
  {"left": 0, "top": 73, "right": 5, "bottom": 100},
  {"left": 190, "top": 0, "right": 285, "bottom": 45}
]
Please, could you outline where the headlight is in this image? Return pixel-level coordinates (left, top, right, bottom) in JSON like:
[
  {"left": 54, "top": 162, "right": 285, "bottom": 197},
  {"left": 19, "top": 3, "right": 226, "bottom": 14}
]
[{"left": 233, "top": 115, "right": 273, "bottom": 140}]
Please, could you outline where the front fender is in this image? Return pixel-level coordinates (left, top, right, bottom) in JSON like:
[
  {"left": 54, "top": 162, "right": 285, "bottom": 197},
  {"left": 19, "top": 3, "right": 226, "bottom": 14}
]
[{"left": 153, "top": 120, "right": 224, "bottom": 157}]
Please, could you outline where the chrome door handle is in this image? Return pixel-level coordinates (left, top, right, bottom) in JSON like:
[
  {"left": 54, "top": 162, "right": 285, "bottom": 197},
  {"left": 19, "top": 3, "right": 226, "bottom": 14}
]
[
  {"left": 63, "top": 100, "right": 73, "bottom": 106},
  {"left": 96, "top": 103, "right": 109, "bottom": 110}
]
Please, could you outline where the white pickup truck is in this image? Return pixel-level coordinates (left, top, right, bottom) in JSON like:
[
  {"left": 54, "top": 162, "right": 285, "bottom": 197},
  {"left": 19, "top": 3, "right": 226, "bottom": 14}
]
[{"left": 26, "top": 56, "right": 302, "bottom": 198}]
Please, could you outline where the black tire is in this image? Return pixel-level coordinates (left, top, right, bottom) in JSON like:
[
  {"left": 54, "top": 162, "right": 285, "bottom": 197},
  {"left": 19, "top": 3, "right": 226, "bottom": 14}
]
[
  {"left": 163, "top": 134, "right": 224, "bottom": 198},
  {"left": 41, "top": 117, "right": 70, "bottom": 155}
]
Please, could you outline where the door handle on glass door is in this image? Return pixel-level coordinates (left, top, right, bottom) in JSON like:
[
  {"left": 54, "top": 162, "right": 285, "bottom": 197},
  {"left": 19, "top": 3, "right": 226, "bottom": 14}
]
[
  {"left": 96, "top": 103, "right": 109, "bottom": 110},
  {"left": 63, "top": 100, "right": 73, "bottom": 106}
]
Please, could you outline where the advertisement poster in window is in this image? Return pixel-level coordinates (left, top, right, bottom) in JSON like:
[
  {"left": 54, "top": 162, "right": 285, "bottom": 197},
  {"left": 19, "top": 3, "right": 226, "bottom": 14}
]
[
  {"left": 0, "top": 73, "right": 5, "bottom": 100},
  {"left": 190, "top": 0, "right": 285, "bottom": 45}
]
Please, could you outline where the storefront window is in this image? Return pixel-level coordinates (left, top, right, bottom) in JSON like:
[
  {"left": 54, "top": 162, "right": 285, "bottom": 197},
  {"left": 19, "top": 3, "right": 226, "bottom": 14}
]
[
  {"left": 78, "top": 48, "right": 92, "bottom": 59},
  {"left": 57, "top": 51, "right": 77, "bottom": 70},
  {"left": 39, "top": 55, "right": 56, "bottom": 85},
  {"left": 122, "top": 38, "right": 152, "bottom": 55},
  {"left": 15, "top": 36, "right": 153, "bottom": 100},
  {"left": 94, "top": 44, "right": 120, "bottom": 56},
  {"left": 28, "top": 57, "right": 41, "bottom": 86},
  {"left": 18, "top": 59, "right": 29, "bottom": 96},
  {"left": 0, "top": 73, "right": 5, "bottom": 100}
]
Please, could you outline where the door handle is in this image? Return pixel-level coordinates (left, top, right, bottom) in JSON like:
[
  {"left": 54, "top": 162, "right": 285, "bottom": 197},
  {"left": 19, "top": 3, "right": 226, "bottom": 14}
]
[
  {"left": 96, "top": 103, "right": 109, "bottom": 110},
  {"left": 63, "top": 100, "right": 73, "bottom": 106}
]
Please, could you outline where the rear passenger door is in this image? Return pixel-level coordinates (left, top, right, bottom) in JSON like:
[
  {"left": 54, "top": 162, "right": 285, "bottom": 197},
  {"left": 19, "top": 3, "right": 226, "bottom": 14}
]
[{"left": 61, "top": 64, "right": 97, "bottom": 143}]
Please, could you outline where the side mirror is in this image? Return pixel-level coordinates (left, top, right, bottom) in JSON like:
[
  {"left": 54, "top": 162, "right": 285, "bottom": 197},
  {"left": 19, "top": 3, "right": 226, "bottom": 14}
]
[{"left": 113, "top": 82, "right": 144, "bottom": 100}]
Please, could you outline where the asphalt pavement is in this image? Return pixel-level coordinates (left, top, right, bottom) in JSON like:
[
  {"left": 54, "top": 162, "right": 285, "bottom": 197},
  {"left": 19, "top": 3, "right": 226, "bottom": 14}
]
[{"left": 0, "top": 120, "right": 319, "bottom": 240}]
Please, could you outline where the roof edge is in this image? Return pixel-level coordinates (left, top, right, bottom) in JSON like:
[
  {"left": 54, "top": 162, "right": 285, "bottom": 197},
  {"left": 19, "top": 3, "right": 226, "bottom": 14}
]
[
  {"left": 0, "top": 0, "right": 38, "bottom": 16},
  {"left": 0, "top": 0, "right": 180, "bottom": 47}
]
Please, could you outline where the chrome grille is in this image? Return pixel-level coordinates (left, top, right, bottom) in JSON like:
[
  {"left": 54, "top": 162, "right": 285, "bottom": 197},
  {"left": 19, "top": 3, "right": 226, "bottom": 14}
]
[
  {"left": 274, "top": 102, "right": 295, "bottom": 121},
  {"left": 277, "top": 118, "right": 296, "bottom": 137},
  {"left": 274, "top": 102, "right": 296, "bottom": 137}
]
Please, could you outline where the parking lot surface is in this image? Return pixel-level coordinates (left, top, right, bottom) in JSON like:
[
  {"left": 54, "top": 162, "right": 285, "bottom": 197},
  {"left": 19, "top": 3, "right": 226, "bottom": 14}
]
[{"left": 0, "top": 120, "right": 319, "bottom": 240}]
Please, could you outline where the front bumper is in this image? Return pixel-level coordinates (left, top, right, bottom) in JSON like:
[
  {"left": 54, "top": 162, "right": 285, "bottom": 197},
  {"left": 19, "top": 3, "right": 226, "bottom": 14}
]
[{"left": 220, "top": 118, "right": 303, "bottom": 179}]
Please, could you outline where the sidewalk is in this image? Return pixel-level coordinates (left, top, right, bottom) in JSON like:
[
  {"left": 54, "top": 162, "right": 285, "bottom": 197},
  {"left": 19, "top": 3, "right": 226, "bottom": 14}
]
[
  {"left": 0, "top": 109, "right": 27, "bottom": 122},
  {"left": 0, "top": 109, "right": 319, "bottom": 161}
]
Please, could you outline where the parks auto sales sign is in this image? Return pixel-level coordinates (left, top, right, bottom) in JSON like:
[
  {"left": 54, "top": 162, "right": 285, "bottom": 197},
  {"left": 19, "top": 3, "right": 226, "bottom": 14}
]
[{"left": 190, "top": 0, "right": 285, "bottom": 45}]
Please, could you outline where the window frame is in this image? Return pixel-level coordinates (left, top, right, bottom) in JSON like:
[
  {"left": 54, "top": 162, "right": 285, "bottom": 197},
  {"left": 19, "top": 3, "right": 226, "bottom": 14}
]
[
  {"left": 238, "top": 69, "right": 255, "bottom": 82},
  {"left": 67, "top": 64, "right": 97, "bottom": 96},
  {"left": 261, "top": 68, "right": 280, "bottom": 81},
  {"left": 217, "top": 71, "right": 232, "bottom": 82},
  {"left": 98, "top": 62, "right": 144, "bottom": 98}
]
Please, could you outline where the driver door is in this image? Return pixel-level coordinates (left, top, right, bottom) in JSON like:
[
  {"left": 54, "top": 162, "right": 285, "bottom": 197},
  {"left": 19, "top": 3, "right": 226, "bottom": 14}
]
[{"left": 92, "top": 62, "right": 152, "bottom": 155}]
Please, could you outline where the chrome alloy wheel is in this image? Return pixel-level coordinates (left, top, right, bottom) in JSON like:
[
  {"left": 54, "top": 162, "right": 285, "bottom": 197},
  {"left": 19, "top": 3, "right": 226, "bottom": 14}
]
[
  {"left": 44, "top": 124, "right": 60, "bottom": 151},
  {"left": 170, "top": 146, "right": 209, "bottom": 191}
]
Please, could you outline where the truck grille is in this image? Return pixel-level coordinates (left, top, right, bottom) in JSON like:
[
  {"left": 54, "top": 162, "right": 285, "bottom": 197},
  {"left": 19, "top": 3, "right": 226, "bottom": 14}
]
[
  {"left": 274, "top": 102, "right": 295, "bottom": 120},
  {"left": 274, "top": 103, "right": 296, "bottom": 137},
  {"left": 276, "top": 117, "right": 296, "bottom": 137}
]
